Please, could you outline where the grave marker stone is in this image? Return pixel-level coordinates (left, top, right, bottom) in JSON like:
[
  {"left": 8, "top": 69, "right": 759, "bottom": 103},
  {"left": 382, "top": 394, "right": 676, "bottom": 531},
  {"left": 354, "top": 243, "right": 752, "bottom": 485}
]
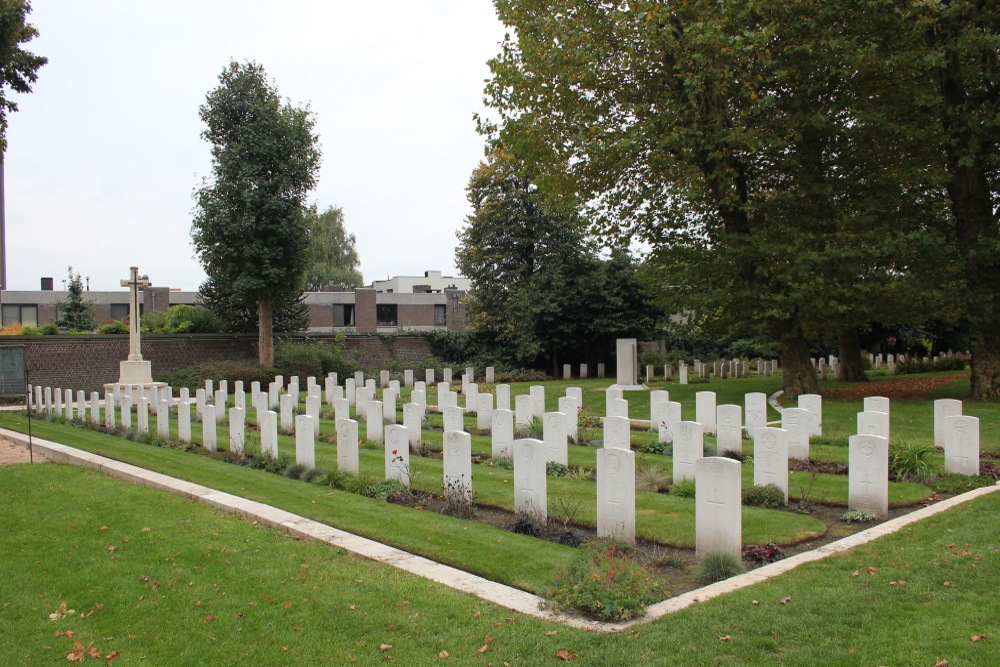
[
  {"left": 104, "top": 392, "right": 115, "bottom": 429},
  {"left": 295, "top": 415, "right": 316, "bottom": 467},
  {"left": 671, "top": 421, "right": 703, "bottom": 481},
  {"left": 513, "top": 438, "right": 547, "bottom": 521},
  {"left": 403, "top": 402, "right": 422, "bottom": 450},
  {"left": 385, "top": 425, "right": 411, "bottom": 486},
  {"left": 543, "top": 411, "right": 568, "bottom": 465},
  {"left": 229, "top": 407, "right": 245, "bottom": 455},
  {"left": 603, "top": 415, "right": 631, "bottom": 450},
  {"left": 529, "top": 385, "right": 545, "bottom": 420},
  {"left": 306, "top": 395, "right": 321, "bottom": 436},
  {"left": 280, "top": 394, "right": 294, "bottom": 433},
  {"left": 849, "top": 434, "right": 889, "bottom": 517},
  {"left": 137, "top": 397, "right": 149, "bottom": 433},
  {"left": 477, "top": 393, "right": 493, "bottom": 431},
  {"left": 934, "top": 399, "right": 963, "bottom": 449},
  {"left": 382, "top": 388, "right": 398, "bottom": 424},
  {"left": 798, "top": 393, "right": 822, "bottom": 437},
  {"left": 607, "top": 398, "right": 629, "bottom": 419},
  {"left": 744, "top": 392, "right": 768, "bottom": 436},
  {"left": 336, "top": 419, "right": 359, "bottom": 474},
  {"left": 443, "top": 406, "right": 465, "bottom": 433},
  {"left": 649, "top": 390, "right": 669, "bottom": 432},
  {"left": 443, "top": 430, "right": 473, "bottom": 505},
  {"left": 485, "top": 366, "right": 495, "bottom": 383},
  {"left": 495, "top": 384, "right": 511, "bottom": 411},
  {"left": 943, "top": 416, "right": 980, "bottom": 475},
  {"left": 260, "top": 410, "right": 278, "bottom": 457},
  {"left": 202, "top": 404, "right": 217, "bottom": 452},
  {"left": 857, "top": 410, "right": 890, "bottom": 440},
  {"left": 492, "top": 409, "right": 514, "bottom": 458},
  {"left": 753, "top": 427, "right": 788, "bottom": 503},
  {"left": 156, "top": 398, "right": 170, "bottom": 438},
  {"left": 656, "top": 401, "right": 683, "bottom": 443},
  {"left": 404, "top": 369, "right": 413, "bottom": 387},
  {"left": 782, "top": 407, "right": 811, "bottom": 459},
  {"left": 695, "top": 457, "right": 742, "bottom": 559},
  {"left": 368, "top": 400, "right": 384, "bottom": 444},
  {"left": 864, "top": 396, "right": 890, "bottom": 417},
  {"left": 695, "top": 391, "right": 717, "bottom": 434},
  {"left": 514, "top": 394, "right": 533, "bottom": 430},
  {"left": 597, "top": 447, "right": 636, "bottom": 544},
  {"left": 558, "top": 396, "right": 578, "bottom": 443},
  {"left": 716, "top": 404, "right": 743, "bottom": 455}
]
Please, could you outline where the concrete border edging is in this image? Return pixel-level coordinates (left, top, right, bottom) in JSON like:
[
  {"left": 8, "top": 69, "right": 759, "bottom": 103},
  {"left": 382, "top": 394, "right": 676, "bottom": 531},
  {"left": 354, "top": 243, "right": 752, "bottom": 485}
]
[{"left": 4, "top": 426, "right": 997, "bottom": 632}]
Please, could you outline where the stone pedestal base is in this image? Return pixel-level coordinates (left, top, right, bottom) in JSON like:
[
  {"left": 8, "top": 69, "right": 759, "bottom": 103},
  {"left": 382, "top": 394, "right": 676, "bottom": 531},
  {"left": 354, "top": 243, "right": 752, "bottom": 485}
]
[{"left": 119, "top": 360, "right": 154, "bottom": 385}]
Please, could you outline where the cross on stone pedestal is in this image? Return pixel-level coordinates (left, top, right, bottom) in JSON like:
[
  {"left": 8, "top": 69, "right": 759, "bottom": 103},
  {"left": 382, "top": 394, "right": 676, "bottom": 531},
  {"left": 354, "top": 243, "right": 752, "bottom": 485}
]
[{"left": 120, "top": 267, "right": 151, "bottom": 362}]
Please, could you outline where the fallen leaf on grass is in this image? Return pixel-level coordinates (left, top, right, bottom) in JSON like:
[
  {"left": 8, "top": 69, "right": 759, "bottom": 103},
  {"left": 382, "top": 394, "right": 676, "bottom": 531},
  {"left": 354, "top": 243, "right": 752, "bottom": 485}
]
[
  {"left": 943, "top": 581, "right": 952, "bottom": 587},
  {"left": 889, "top": 581, "right": 908, "bottom": 586},
  {"left": 752, "top": 600, "right": 760, "bottom": 606},
  {"left": 477, "top": 645, "right": 489, "bottom": 654},
  {"left": 485, "top": 635, "right": 495, "bottom": 645},
  {"left": 971, "top": 635, "right": 988, "bottom": 642},
  {"left": 203, "top": 615, "right": 216, "bottom": 623},
  {"left": 545, "top": 631, "right": 558, "bottom": 637},
  {"left": 106, "top": 651, "right": 121, "bottom": 663},
  {"left": 473, "top": 611, "right": 480, "bottom": 619},
  {"left": 718, "top": 635, "right": 731, "bottom": 642},
  {"left": 99, "top": 526, "right": 109, "bottom": 531},
  {"left": 935, "top": 660, "right": 950, "bottom": 667},
  {"left": 380, "top": 644, "right": 392, "bottom": 652},
  {"left": 555, "top": 649, "right": 576, "bottom": 661},
  {"left": 107, "top": 546, "right": 117, "bottom": 553},
  {"left": 852, "top": 571, "right": 859, "bottom": 577},
  {"left": 867, "top": 567, "right": 877, "bottom": 575},
  {"left": 780, "top": 596, "right": 792, "bottom": 605},
  {"left": 438, "top": 650, "right": 449, "bottom": 658}
]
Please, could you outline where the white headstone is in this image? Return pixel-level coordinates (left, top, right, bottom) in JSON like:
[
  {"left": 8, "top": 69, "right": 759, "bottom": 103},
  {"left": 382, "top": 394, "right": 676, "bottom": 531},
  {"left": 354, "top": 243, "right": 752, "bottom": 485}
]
[
  {"left": 465, "top": 383, "right": 479, "bottom": 415},
  {"left": 476, "top": 393, "right": 494, "bottom": 431},
  {"left": 156, "top": 398, "right": 170, "bottom": 438},
  {"left": 606, "top": 398, "right": 629, "bottom": 419},
  {"left": 260, "top": 410, "right": 278, "bottom": 458},
  {"left": 202, "top": 404, "right": 217, "bottom": 452},
  {"left": 695, "top": 391, "right": 717, "bottom": 435},
  {"left": 563, "top": 364, "right": 572, "bottom": 380},
  {"left": 671, "top": 421, "right": 703, "bottom": 481},
  {"left": 385, "top": 425, "right": 410, "bottom": 486},
  {"left": 857, "top": 410, "right": 890, "bottom": 441},
  {"left": 543, "top": 411, "right": 568, "bottom": 465},
  {"left": 436, "top": 382, "right": 450, "bottom": 407},
  {"left": 558, "top": 396, "right": 578, "bottom": 443},
  {"left": 849, "top": 434, "right": 889, "bottom": 517},
  {"left": 679, "top": 364, "right": 689, "bottom": 384},
  {"left": 295, "top": 415, "right": 316, "bottom": 467},
  {"left": 195, "top": 388, "right": 206, "bottom": 419},
  {"left": 514, "top": 394, "right": 533, "bottom": 429},
  {"left": 934, "top": 399, "right": 963, "bottom": 449},
  {"left": 442, "top": 430, "right": 473, "bottom": 505},
  {"left": 656, "top": 401, "right": 683, "bottom": 443},
  {"left": 403, "top": 402, "right": 422, "bottom": 451},
  {"left": 753, "top": 427, "right": 788, "bottom": 504},
  {"left": 649, "top": 390, "right": 670, "bottom": 432},
  {"left": 380, "top": 370, "right": 390, "bottom": 388},
  {"left": 492, "top": 409, "right": 514, "bottom": 459},
  {"left": 306, "top": 395, "right": 321, "bottom": 436},
  {"left": 336, "top": 419, "right": 359, "bottom": 474},
  {"left": 442, "top": 368, "right": 452, "bottom": 384},
  {"left": 603, "top": 415, "right": 631, "bottom": 450},
  {"left": 345, "top": 378, "right": 356, "bottom": 406},
  {"left": 798, "top": 394, "right": 822, "bottom": 437},
  {"left": 205, "top": 379, "right": 214, "bottom": 398},
  {"left": 615, "top": 338, "right": 639, "bottom": 386},
  {"left": 744, "top": 392, "right": 768, "bottom": 436},
  {"left": 104, "top": 392, "right": 115, "bottom": 429},
  {"left": 597, "top": 447, "right": 636, "bottom": 544},
  {"left": 943, "top": 415, "right": 980, "bottom": 476},
  {"left": 529, "top": 385, "right": 545, "bottom": 420},
  {"left": 235, "top": 390, "right": 246, "bottom": 411},
  {"left": 89, "top": 391, "right": 101, "bottom": 425},
  {"left": 782, "top": 407, "right": 811, "bottom": 459},
  {"left": 513, "top": 438, "right": 547, "bottom": 521},
  {"left": 120, "top": 393, "right": 132, "bottom": 430},
  {"left": 404, "top": 369, "right": 413, "bottom": 387},
  {"left": 382, "top": 388, "right": 397, "bottom": 424},
  {"left": 411, "top": 389, "right": 426, "bottom": 412},
  {"left": 229, "top": 407, "right": 245, "bottom": 455},
  {"left": 280, "top": 394, "right": 294, "bottom": 433},
  {"left": 268, "top": 381, "right": 280, "bottom": 410},
  {"left": 367, "top": 400, "right": 384, "bottom": 444},
  {"left": 137, "top": 396, "right": 149, "bottom": 433},
  {"left": 495, "top": 384, "right": 511, "bottom": 411},
  {"left": 443, "top": 406, "right": 465, "bottom": 433},
  {"left": 177, "top": 401, "right": 190, "bottom": 442},
  {"left": 485, "top": 366, "right": 495, "bottom": 383},
  {"left": 76, "top": 389, "right": 87, "bottom": 419},
  {"left": 695, "top": 457, "right": 742, "bottom": 559},
  {"left": 716, "top": 404, "right": 743, "bottom": 455},
  {"left": 333, "top": 397, "right": 349, "bottom": 422},
  {"left": 864, "top": 396, "right": 890, "bottom": 417},
  {"left": 425, "top": 368, "right": 435, "bottom": 385}
]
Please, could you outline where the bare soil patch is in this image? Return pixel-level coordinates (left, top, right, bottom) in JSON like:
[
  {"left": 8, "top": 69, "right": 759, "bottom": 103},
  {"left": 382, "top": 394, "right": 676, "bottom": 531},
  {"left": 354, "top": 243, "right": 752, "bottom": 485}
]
[{"left": 0, "top": 436, "right": 49, "bottom": 465}]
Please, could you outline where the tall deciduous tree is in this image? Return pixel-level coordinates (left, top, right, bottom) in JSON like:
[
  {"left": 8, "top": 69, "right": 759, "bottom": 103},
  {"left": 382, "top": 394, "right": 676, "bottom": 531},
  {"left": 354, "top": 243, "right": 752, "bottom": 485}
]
[
  {"left": 915, "top": 0, "right": 1000, "bottom": 400},
  {"left": 303, "top": 205, "right": 363, "bottom": 291},
  {"left": 192, "top": 61, "right": 321, "bottom": 366},
  {"left": 482, "top": 0, "right": 943, "bottom": 398},
  {"left": 0, "top": 0, "right": 46, "bottom": 153},
  {"left": 457, "top": 149, "right": 658, "bottom": 371}
]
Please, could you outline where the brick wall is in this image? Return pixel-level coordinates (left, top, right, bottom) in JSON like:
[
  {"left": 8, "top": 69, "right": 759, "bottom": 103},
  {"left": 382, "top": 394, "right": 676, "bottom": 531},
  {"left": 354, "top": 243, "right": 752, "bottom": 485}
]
[{"left": 0, "top": 333, "right": 432, "bottom": 393}]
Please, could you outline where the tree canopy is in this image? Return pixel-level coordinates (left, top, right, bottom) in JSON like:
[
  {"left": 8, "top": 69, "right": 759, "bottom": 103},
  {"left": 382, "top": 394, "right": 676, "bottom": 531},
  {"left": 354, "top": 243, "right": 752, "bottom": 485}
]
[
  {"left": 192, "top": 60, "right": 321, "bottom": 365},
  {"left": 482, "top": 0, "right": 983, "bottom": 398},
  {"left": 0, "top": 0, "right": 46, "bottom": 153},
  {"left": 456, "top": 149, "right": 659, "bottom": 371},
  {"left": 303, "top": 205, "right": 363, "bottom": 291}
]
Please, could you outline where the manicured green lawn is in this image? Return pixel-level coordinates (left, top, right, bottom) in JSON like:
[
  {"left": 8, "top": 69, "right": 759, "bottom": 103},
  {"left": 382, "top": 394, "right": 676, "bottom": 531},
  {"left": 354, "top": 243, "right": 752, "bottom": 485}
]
[{"left": 1, "top": 463, "right": 997, "bottom": 666}]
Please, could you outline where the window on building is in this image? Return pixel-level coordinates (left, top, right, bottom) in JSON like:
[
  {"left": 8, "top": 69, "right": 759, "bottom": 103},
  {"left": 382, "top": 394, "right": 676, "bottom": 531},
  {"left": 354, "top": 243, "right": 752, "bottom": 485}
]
[
  {"left": 110, "top": 303, "right": 129, "bottom": 320},
  {"left": 333, "top": 304, "right": 355, "bottom": 327},
  {"left": 2, "top": 304, "right": 38, "bottom": 327},
  {"left": 434, "top": 304, "right": 447, "bottom": 326},
  {"left": 376, "top": 304, "right": 398, "bottom": 327}
]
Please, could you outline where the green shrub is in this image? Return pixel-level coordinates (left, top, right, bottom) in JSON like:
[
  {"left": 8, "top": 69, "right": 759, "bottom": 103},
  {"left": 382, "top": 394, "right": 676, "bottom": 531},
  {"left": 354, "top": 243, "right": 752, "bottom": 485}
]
[
  {"left": 639, "top": 441, "right": 672, "bottom": 456},
  {"left": 695, "top": 551, "right": 746, "bottom": 585},
  {"left": 888, "top": 441, "right": 939, "bottom": 481},
  {"left": 742, "top": 483, "right": 786, "bottom": 508},
  {"left": 841, "top": 510, "right": 881, "bottom": 523},
  {"left": 157, "top": 361, "right": 278, "bottom": 389},
  {"left": 507, "top": 513, "right": 544, "bottom": 537},
  {"left": 23, "top": 323, "right": 59, "bottom": 335},
  {"left": 546, "top": 539, "right": 666, "bottom": 622},
  {"left": 516, "top": 417, "right": 544, "bottom": 440},
  {"left": 484, "top": 456, "right": 514, "bottom": 470},
  {"left": 274, "top": 340, "right": 359, "bottom": 381},
  {"left": 932, "top": 474, "right": 996, "bottom": 495},
  {"left": 896, "top": 355, "right": 969, "bottom": 374},
  {"left": 316, "top": 468, "right": 353, "bottom": 489},
  {"left": 669, "top": 477, "right": 696, "bottom": 498},
  {"left": 283, "top": 462, "right": 308, "bottom": 479},
  {"left": 98, "top": 320, "right": 130, "bottom": 334},
  {"left": 546, "top": 462, "right": 572, "bottom": 478}
]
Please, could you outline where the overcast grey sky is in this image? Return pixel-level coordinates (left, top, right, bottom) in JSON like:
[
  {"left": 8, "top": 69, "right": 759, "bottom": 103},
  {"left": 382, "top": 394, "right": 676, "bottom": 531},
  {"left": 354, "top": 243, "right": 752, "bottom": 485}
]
[{"left": 3, "top": 1, "right": 506, "bottom": 291}]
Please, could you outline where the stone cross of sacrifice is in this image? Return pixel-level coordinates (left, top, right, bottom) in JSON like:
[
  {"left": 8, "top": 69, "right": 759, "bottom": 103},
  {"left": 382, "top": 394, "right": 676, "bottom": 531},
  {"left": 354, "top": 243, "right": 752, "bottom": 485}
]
[{"left": 120, "top": 267, "right": 150, "bottom": 362}]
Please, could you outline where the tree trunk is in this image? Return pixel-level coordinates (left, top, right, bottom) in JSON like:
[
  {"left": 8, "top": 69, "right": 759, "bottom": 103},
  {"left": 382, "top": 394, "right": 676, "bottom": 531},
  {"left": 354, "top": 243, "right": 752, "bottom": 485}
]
[
  {"left": 969, "top": 323, "right": 1000, "bottom": 401},
  {"left": 837, "top": 326, "right": 867, "bottom": 382},
  {"left": 773, "top": 315, "right": 819, "bottom": 400},
  {"left": 258, "top": 296, "right": 274, "bottom": 368}
]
